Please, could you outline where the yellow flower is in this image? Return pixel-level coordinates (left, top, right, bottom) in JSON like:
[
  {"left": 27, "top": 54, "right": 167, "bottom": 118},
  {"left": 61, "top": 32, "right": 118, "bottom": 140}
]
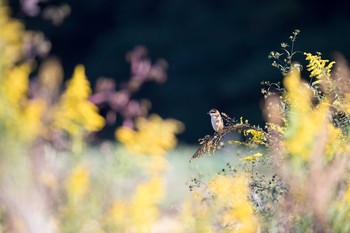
[
  {"left": 0, "top": 2, "right": 47, "bottom": 143},
  {"left": 240, "top": 152, "right": 263, "bottom": 162},
  {"left": 344, "top": 186, "right": 350, "bottom": 205},
  {"left": 244, "top": 129, "right": 266, "bottom": 145},
  {"left": 66, "top": 165, "right": 90, "bottom": 203},
  {"left": 179, "top": 191, "right": 214, "bottom": 233},
  {"left": 283, "top": 67, "right": 342, "bottom": 162},
  {"left": 1, "top": 64, "right": 30, "bottom": 107},
  {"left": 266, "top": 122, "right": 285, "bottom": 135},
  {"left": 179, "top": 190, "right": 214, "bottom": 233},
  {"left": 108, "top": 176, "right": 164, "bottom": 231},
  {"left": 283, "top": 67, "right": 312, "bottom": 114},
  {"left": 207, "top": 174, "right": 258, "bottom": 232},
  {"left": 324, "top": 123, "right": 343, "bottom": 160},
  {"left": 304, "top": 52, "right": 335, "bottom": 79},
  {"left": 53, "top": 65, "right": 105, "bottom": 136},
  {"left": 283, "top": 68, "right": 331, "bottom": 160},
  {"left": 0, "top": 63, "right": 45, "bottom": 142},
  {"left": 130, "top": 176, "right": 164, "bottom": 227},
  {"left": 109, "top": 201, "right": 128, "bottom": 225},
  {"left": 115, "top": 114, "right": 184, "bottom": 156},
  {"left": 20, "top": 100, "right": 45, "bottom": 141},
  {"left": 285, "top": 101, "right": 329, "bottom": 160},
  {"left": 0, "top": 2, "right": 24, "bottom": 68}
]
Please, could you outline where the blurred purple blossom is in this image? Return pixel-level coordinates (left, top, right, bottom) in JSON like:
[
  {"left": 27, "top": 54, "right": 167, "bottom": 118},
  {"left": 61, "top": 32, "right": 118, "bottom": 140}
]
[
  {"left": 42, "top": 4, "right": 71, "bottom": 26},
  {"left": 127, "top": 45, "right": 168, "bottom": 84},
  {"left": 20, "top": 0, "right": 40, "bottom": 17},
  {"left": 20, "top": 0, "right": 71, "bottom": 26},
  {"left": 23, "top": 31, "right": 51, "bottom": 60},
  {"left": 89, "top": 46, "right": 168, "bottom": 128}
]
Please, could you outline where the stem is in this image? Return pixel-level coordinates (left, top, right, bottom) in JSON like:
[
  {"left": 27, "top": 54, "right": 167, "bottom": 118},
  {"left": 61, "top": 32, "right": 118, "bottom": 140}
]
[{"left": 72, "top": 132, "right": 84, "bottom": 155}]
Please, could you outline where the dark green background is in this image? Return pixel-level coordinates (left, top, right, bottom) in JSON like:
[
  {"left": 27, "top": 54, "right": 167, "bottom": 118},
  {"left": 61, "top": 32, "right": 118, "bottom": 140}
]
[{"left": 11, "top": 0, "right": 350, "bottom": 143}]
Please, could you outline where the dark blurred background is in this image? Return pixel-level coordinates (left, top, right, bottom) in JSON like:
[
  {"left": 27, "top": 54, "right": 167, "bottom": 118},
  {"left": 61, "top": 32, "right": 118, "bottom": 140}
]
[{"left": 10, "top": 0, "right": 350, "bottom": 143}]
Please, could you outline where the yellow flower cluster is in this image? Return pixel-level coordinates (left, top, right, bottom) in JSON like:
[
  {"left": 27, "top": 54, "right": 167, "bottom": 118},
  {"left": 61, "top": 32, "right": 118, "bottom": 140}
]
[
  {"left": 0, "top": 1, "right": 24, "bottom": 68},
  {"left": 304, "top": 52, "right": 335, "bottom": 79},
  {"left": 115, "top": 114, "right": 184, "bottom": 156},
  {"left": 283, "top": 68, "right": 312, "bottom": 114},
  {"left": 61, "top": 164, "right": 96, "bottom": 233},
  {"left": 240, "top": 152, "right": 263, "bottom": 162},
  {"left": 266, "top": 122, "right": 285, "bottom": 134},
  {"left": 180, "top": 191, "right": 212, "bottom": 232},
  {"left": 0, "top": 64, "right": 45, "bottom": 142},
  {"left": 1, "top": 64, "right": 30, "bottom": 106},
  {"left": 207, "top": 174, "right": 258, "bottom": 232},
  {"left": 108, "top": 176, "right": 164, "bottom": 231},
  {"left": 53, "top": 65, "right": 105, "bottom": 136},
  {"left": 0, "top": 2, "right": 46, "bottom": 143},
  {"left": 65, "top": 164, "right": 90, "bottom": 203},
  {"left": 344, "top": 186, "right": 350, "bottom": 205},
  {"left": 244, "top": 129, "right": 266, "bottom": 145},
  {"left": 324, "top": 123, "right": 343, "bottom": 160},
  {"left": 283, "top": 68, "right": 330, "bottom": 160},
  {"left": 0, "top": 3, "right": 106, "bottom": 147}
]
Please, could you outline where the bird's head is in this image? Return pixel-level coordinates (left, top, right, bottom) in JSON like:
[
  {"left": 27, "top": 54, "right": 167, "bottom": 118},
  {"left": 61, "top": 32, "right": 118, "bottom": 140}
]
[{"left": 208, "top": 109, "right": 220, "bottom": 117}]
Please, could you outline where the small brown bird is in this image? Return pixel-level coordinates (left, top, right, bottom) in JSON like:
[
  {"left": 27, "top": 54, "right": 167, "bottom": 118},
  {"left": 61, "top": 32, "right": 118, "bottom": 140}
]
[{"left": 208, "top": 109, "right": 224, "bottom": 132}]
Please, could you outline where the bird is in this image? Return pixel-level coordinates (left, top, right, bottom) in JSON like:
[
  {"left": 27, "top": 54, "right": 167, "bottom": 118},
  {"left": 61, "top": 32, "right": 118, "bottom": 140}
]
[{"left": 208, "top": 109, "right": 224, "bottom": 132}]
